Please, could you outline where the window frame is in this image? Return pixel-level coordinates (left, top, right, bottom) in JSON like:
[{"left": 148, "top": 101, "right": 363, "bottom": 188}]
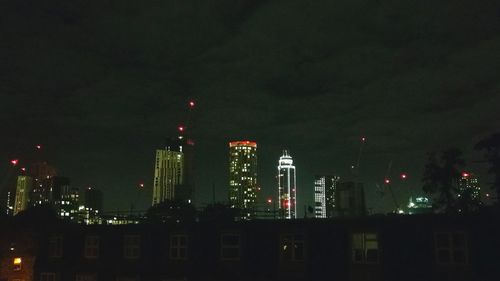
[
  {"left": 40, "top": 272, "right": 57, "bottom": 281},
  {"left": 434, "top": 231, "right": 468, "bottom": 265},
  {"left": 280, "top": 233, "right": 306, "bottom": 262},
  {"left": 351, "top": 232, "right": 380, "bottom": 264},
  {"left": 84, "top": 235, "right": 100, "bottom": 259},
  {"left": 48, "top": 235, "right": 63, "bottom": 258},
  {"left": 220, "top": 232, "right": 241, "bottom": 261},
  {"left": 123, "top": 234, "right": 141, "bottom": 260},
  {"left": 169, "top": 234, "right": 188, "bottom": 261}
]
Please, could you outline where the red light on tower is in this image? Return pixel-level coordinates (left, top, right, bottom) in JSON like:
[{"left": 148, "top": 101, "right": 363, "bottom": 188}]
[
  {"left": 384, "top": 178, "right": 391, "bottom": 184},
  {"left": 10, "top": 159, "right": 18, "bottom": 166},
  {"left": 401, "top": 173, "right": 407, "bottom": 179},
  {"left": 178, "top": 125, "right": 185, "bottom": 132},
  {"left": 188, "top": 100, "right": 195, "bottom": 108},
  {"left": 21, "top": 167, "right": 26, "bottom": 172},
  {"left": 36, "top": 145, "right": 42, "bottom": 149},
  {"left": 139, "top": 183, "right": 145, "bottom": 188},
  {"left": 462, "top": 172, "right": 469, "bottom": 178},
  {"left": 267, "top": 198, "right": 272, "bottom": 204},
  {"left": 361, "top": 136, "right": 366, "bottom": 142}
]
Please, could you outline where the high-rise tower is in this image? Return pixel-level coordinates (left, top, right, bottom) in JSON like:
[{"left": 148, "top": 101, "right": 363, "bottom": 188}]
[
  {"left": 458, "top": 172, "right": 481, "bottom": 200},
  {"left": 278, "top": 150, "right": 296, "bottom": 219},
  {"left": 152, "top": 136, "right": 194, "bottom": 205},
  {"left": 314, "top": 175, "right": 340, "bottom": 218},
  {"left": 14, "top": 175, "right": 33, "bottom": 215},
  {"left": 229, "top": 141, "right": 258, "bottom": 218}
]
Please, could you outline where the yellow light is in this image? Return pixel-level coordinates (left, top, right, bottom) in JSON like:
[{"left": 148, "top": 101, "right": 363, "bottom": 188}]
[{"left": 13, "top": 257, "right": 22, "bottom": 265}]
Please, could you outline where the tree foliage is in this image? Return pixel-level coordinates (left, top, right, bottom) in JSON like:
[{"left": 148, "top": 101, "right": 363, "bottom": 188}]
[
  {"left": 475, "top": 132, "right": 500, "bottom": 206},
  {"left": 422, "top": 148, "right": 469, "bottom": 213}
]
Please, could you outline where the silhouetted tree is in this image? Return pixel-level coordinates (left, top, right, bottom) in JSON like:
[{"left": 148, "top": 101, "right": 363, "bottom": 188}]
[
  {"left": 475, "top": 132, "right": 500, "bottom": 206},
  {"left": 422, "top": 148, "right": 466, "bottom": 213},
  {"left": 146, "top": 200, "right": 196, "bottom": 223}
]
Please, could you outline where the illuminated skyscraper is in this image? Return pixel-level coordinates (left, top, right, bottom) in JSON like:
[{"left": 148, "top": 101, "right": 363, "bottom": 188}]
[
  {"left": 152, "top": 136, "right": 194, "bottom": 205},
  {"left": 229, "top": 141, "right": 258, "bottom": 218},
  {"left": 14, "top": 176, "right": 33, "bottom": 215},
  {"left": 458, "top": 172, "right": 480, "bottom": 200},
  {"left": 314, "top": 175, "right": 340, "bottom": 218},
  {"left": 278, "top": 150, "right": 296, "bottom": 219}
]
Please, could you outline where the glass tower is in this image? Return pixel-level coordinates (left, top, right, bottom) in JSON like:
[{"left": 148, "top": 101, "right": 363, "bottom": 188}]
[{"left": 229, "top": 141, "right": 258, "bottom": 219}]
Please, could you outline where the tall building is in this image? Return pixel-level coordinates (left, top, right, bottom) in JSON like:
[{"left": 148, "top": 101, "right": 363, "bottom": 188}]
[
  {"left": 229, "top": 141, "right": 258, "bottom": 218},
  {"left": 81, "top": 187, "right": 103, "bottom": 224},
  {"left": 314, "top": 175, "right": 340, "bottom": 218},
  {"left": 14, "top": 176, "right": 33, "bottom": 215},
  {"left": 407, "top": 196, "right": 432, "bottom": 214},
  {"left": 277, "top": 150, "right": 297, "bottom": 219},
  {"left": 458, "top": 172, "right": 480, "bottom": 200},
  {"left": 30, "top": 176, "right": 78, "bottom": 220},
  {"left": 335, "top": 181, "right": 366, "bottom": 217},
  {"left": 152, "top": 136, "right": 195, "bottom": 205}
]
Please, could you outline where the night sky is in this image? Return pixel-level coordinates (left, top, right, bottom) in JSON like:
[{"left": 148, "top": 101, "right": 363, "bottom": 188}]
[{"left": 1, "top": 0, "right": 500, "bottom": 215}]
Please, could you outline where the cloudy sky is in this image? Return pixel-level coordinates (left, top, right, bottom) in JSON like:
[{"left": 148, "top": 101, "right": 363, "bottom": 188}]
[{"left": 1, "top": 0, "right": 499, "bottom": 214}]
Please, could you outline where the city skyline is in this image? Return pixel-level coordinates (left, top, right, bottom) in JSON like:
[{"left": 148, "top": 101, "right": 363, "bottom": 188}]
[{"left": 1, "top": 0, "right": 499, "bottom": 215}]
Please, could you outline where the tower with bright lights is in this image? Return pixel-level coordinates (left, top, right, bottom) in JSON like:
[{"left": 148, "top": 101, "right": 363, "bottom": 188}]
[
  {"left": 152, "top": 136, "right": 195, "bottom": 205},
  {"left": 13, "top": 175, "right": 33, "bottom": 215},
  {"left": 314, "top": 175, "right": 340, "bottom": 218},
  {"left": 458, "top": 172, "right": 481, "bottom": 200},
  {"left": 228, "top": 141, "right": 258, "bottom": 218},
  {"left": 277, "top": 150, "right": 296, "bottom": 219}
]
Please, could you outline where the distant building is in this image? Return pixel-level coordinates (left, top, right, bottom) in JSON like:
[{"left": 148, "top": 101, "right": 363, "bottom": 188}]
[
  {"left": 30, "top": 176, "right": 78, "bottom": 220},
  {"left": 14, "top": 176, "right": 33, "bottom": 215},
  {"left": 229, "top": 141, "right": 258, "bottom": 218},
  {"left": 314, "top": 175, "right": 340, "bottom": 218},
  {"left": 458, "top": 172, "right": 480, "bottom": 200},
  {"left": 277, "top": 150, "right": 297, "bottom": 219},
  {"left": 5, "top": 191, "right": 14, "bottom": 215},
  {"left": 335, "top": 182, "right": 366, "bottom": 217},
  {"left": 152, "top": 136, "right": 194, "bottom": 205},
  {"left": 407, "top": 196, "right": 432, "bottom": 214}
]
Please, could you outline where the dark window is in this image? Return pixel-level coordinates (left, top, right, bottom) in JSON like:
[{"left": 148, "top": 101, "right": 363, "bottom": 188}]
[
  {"left": 352, "top": 233, "right": 379, "bottom": 264},
  {"left": 170, "top": 234, "right": 188, "bottom": 260},
  {"left": 48, "top": 235, "right": 63, "bottom": 258},
  {"left": 84, "top": 235, "right": 99, "bottom": 258},
  {"left": 123, "top": 235, "right": 141, "bottom": 259},
  {"left": 221, "top": 233, "right": 240, "bottom": 260},
  {"left": 280, "top": 234, "right": 305, "bottom": 262},
  {"left": 434, "top": 232, "right": 468, "bottom": 265}
]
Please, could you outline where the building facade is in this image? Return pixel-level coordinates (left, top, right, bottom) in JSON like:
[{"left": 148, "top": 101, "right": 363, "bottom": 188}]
[
  {"left": 458, "top": 172, "right": 481, "bottom": 200},
  {"left": 314, "top": 175, "right": 340, "bottom": 218},
  {"left": 277, "top": 150, "right": 296, "bottom": 219},
  {"left": 152, "top": 136, "right": 195, "bottom": 206},
  {"left": 14, "top": 175, "right": 33, "bottom": 215},
  {"left": 228, "top": 141, "right": 258, "bottom": 218},
  {"left": 335, "top": 181, "right": 366, "bottom": 217}
]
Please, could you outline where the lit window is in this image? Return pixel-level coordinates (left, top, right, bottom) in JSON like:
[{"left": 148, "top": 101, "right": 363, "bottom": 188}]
[
  {"left": 13, "top": 257, "right": 22, "bottom": 271},
  {"left": 84, "top": 235, "right": 100, "bottom": 258},
  {"left": 40, "top": 272, "right": 57, "bottom": 281},
  {"left": 352, "top": 233, "right": 379, "bottom": 264},
  {"left": 170, "top": 234, "right": 188, "bottom": 260},
  {"left": 123, "top": 235, "right": 141, "bottom": 259},
  {"left": 280, "top": 234, "right": 305, "bottom": 262},
  {"left": 434, "top": 232, "right": 468, "bottom": 265},
  {"left": 221, "top": 233, "right": 240, "bottom": 260},
  {"left": 48, "top": 235, "right": 63, "bottom": 258}
]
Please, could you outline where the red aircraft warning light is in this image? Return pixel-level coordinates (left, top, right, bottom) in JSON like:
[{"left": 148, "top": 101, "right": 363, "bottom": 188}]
[
  {"left": 267, "top": 198, "right": 272, "bottom": 204},
  {"left": 188, "top": 100, "right": 195, "bottom": 108},
  {"left": 401, "top": 173, "right": 407, "bottom": 179},
  {"left": 462, "top": 172, "right": 470, "bottom": 178},
  {"left": 36, "top": 145, "right": 42, "bottom": 149},
  {"left": 178, "top": 125, "right": 185, "bottom": 132},
  {"left": 10, "top": 159, "right": 19, "bottom": 166},
  {"left": 384, "top": 178, "right": 391, "bottom": 184},
  {"left": 21, "top": 167, "right": 26, "bottom": 172},
  {"left": 361, "top": 136, "right": 367, "bottom": 142},
  {"left": 139, "top": 183, "right": 145, "bottom": 188}
]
